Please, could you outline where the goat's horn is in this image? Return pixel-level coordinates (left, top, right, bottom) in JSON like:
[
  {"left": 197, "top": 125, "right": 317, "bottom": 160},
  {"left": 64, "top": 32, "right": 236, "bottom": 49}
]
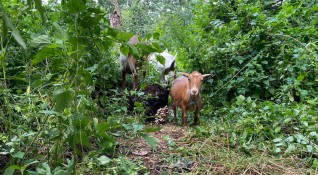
[
  {"left": 180, "top": 72, "right": 190, "bottom": 77},
  {"left": 202, "top": 74, "right": 211, "bottom": 78}
]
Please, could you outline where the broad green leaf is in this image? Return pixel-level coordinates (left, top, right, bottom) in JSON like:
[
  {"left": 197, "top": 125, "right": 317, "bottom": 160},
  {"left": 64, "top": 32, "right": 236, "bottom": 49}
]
[
  {"left": 13, "top": 151, "right": 25, "bottom": 159},
  {"left": 275, "top": 142, "right": 284, "bottom": 147},
  {"left": 67, "top": 131, "right": 90, "bottom": 148},
  {"left": 142, "top": 134, "right": 158, "bottom": 150},
  {"left": 273, "top": 138, "right": 282, "bottom": 142},
  {"left": 30, "top": 35, "right": 51, "bottom": 47},
  {"left": 144, "top": 127, "right": 161, "bottom": 133},
  {"left": 4, "top": 165, "right": 20, "bottom": 175},
  {"left": 309, "top": 132, "right": 318, "bottom": 137},
  {"left": 120, "top": 45, "right": 129, "bottom": 56},
  {"left": 235, "top": 95, "right": 245, "bottom": 105},
  {"left": 139, "top": 44, "right": 159, "bottom": 55},
  {"left": 285, "top": 136, "right": 294, "bottom": 142},
  {"left": 67, "top": 0, "right": 86, "bottom": 13},
  {"left": 116, "top": 32, "right": 135, "bottom": 42},
  {"left": 156, "top": 55, "right": 166, "bottom": 65},
  {"left": 97, "top": 122, "right": 110, "bottom": 133},
  {"left": 151, "top": 42, "right": 164, "bottom": 52},
  {"left": 132, "top": 123, "right": 143, "bottom": 133},
  {"left": 241, "top": 131, "right": 247, "bottom": 140},
  {"left": 75, "top": 131, "right": 90, "bottom": 147},
  {"left": 283, "top": 118, "right": 292, "bottom": 124},
  {"left": 85, "top": 64, "right": 98, "bottom": 73},
  {"left": 3, "top": 12, "right": 27, "bottom": 49},
  {"left": 153, "top": 32, "right": 160, "bottom": 39},
  {"left": 53, "top": 88, "right": 75, "bottom": 112},
  {"left": 0, "top": 53, "right": 5, "bottom": 61},
  {"left": 122, "top": 124, "right": 133, "bottom": 130},
  {"left": 230, "top": 132, "right": 237, "bottom": 147},
  {"left": 21, "top": 160, "right": 40, "bottom": 172},
  {"left": 47, "top": 128, "right": 61, "bottom": 140},
  {"left": 66, "top": 156, "right": 74, "bottom": 167},
  {"left": 312, "top": 158, "right": 318, "bottom": 168},
  {"left": 238, "top": 59, "right": 244, "bottom": 64},
  {"left": 53, "top": 22, "right": 66, "bottom": 40},
  {"left": 295, "top": 133, "right": 309, "bottom": 144},
  {"left": 68, "top": 36, "right": 86, "bottom": 50},
  {"left": 78, "top": 69, "right": 93, "bottom": 85},
  {"left": 128, "top": 45, "right": 140, "bottom": 59},
  {"left": 51, "top": 169, "right": 67, "bottom": 175},
  {"left": 39, "top": 110, "right": 60, "bottom": 116},
  {"left": 299, "top": 90, "right": 308, "bottom": 96},
  {"left": 0, "top": 151, "right": 9, "bottom": 155},
  {"left": 80, "top": 10, "right": 103, "bottom": 27},
  {"left": 275, "top": 147, "right": 281, "bottom": 153},
  {"left": 41, "top": 162, "right": 51, "bottom": 174},
  {"left": 106, "top": 27, "right": 119, "bottom": 38},
  {"left": 274, "top": 127, "right": 281, "bottom": 133},
  {"left": 297, "top": 72, "right": 306, "bottom": 82},
  {"left": 263, "top": 80, "right": 270, "bottom": 87},
  {"left": 307, "top": 145, "right": 313, "bottom": 153},
  {"left": 32, "top": 43, "right": 62, "bottom": 65},
  {"left": 307, "top": 99, "right": 318, "bottom": 105},
  {"left": 97, "top": 155, "right": 111, "bottom": 165},
  {"left": 100, "top": 38, "right": 114, "bottom": 51},
  {"left": 73, "top": 115, "right": 90, "bottom": 130},
  {"left": 285, "top": 144, "right": 296, "bottom": 153}
]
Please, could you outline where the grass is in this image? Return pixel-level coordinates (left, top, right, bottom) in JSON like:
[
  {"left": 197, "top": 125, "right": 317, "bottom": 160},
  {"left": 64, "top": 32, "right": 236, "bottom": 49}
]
[
  {"left": 184, "top": 136, "right": 314, "bottom": 174},
  {"left": 76, "top": 122, "right": 317, "bottom": 175}
]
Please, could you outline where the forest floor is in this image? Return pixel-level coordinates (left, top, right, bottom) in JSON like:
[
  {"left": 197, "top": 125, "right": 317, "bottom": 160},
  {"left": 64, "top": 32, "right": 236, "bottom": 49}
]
[{"left": 117, "top": 124, "right": 314, "bottom": 175}]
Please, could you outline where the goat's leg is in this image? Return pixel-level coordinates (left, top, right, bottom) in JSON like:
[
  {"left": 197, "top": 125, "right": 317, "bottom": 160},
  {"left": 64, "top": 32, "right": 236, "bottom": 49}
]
[
  {"left": 182, "top": 107, "right": 188, "bottom": 127},
  {"left": 133, "top": 73, "right": 138, "bottom": 90},
  {"left": 173, "top": 70, "right": 177, "bottom": 80},
  {"left": 194, "top": 108, "right": 199, "bottom": 125},
  {"left": 142, "top": 70, "right": 147, "bottom": 78},
  {"left": 121, "top": 70, "right": 126, "bottom": 89},
  {"left": 161, "top": 74, "right": 166, "bottom": 85},
  {"left": 173, "top": 105, "right": 177, "bottom": 124},
  {"left": 142, "top": 61, "right": 147, "bottom": 78}
]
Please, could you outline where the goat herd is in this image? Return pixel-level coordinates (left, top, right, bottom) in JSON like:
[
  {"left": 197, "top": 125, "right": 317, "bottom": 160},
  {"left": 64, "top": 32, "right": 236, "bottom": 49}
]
[{"left": 119, "top": 35, "right": 210, "bottom": 127}]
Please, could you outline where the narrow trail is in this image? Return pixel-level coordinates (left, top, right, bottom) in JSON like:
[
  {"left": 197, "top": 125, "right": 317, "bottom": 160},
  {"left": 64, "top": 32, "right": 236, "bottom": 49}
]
[{"left": 117, "top": 124, "right": 196, "bottom": 174}]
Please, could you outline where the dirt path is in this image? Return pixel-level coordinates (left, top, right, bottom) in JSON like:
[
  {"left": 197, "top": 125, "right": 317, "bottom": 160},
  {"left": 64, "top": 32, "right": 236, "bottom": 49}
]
[{"left": 118, "top": 124, "right": 197, "bottom": 174}]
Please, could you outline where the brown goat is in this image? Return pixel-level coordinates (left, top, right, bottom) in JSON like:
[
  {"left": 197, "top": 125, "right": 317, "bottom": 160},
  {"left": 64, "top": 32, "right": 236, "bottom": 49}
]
[{"left": 170, "top": 71, "right": 210, "bottom": 126}]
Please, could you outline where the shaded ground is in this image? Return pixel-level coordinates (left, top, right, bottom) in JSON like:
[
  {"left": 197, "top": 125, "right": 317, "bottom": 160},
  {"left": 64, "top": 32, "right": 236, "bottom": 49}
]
[
  {"left": 117, "top": 124, "right": 192, "bottom": 174},
  {"left": 117, "top": 124, "right": 315, "bottom": 175}
]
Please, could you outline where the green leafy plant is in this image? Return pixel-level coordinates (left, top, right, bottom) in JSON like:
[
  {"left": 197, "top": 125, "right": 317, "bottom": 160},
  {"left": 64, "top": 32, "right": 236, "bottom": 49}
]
[{"left": 204, "top": 95, "right": 318, "bottom": 167}]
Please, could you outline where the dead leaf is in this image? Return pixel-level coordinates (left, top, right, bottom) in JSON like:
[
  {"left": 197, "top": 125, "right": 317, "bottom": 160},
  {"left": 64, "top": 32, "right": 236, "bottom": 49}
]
[{"left": 132, "top": 150, "right": 148, "bottom": 156}]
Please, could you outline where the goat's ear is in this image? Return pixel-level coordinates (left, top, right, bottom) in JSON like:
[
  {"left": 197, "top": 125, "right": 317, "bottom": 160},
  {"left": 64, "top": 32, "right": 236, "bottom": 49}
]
[
  {"left": 202, "top": 74, "right": 211, "bottom": 79},
  {"left": 180, "top": 72, "right": 190, "bottom": 77}
]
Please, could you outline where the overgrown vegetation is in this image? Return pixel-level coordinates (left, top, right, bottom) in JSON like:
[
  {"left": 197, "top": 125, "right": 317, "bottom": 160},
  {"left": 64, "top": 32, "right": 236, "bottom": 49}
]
[{"left": 1, "top": 0, "right": 318, "bottom": 174}]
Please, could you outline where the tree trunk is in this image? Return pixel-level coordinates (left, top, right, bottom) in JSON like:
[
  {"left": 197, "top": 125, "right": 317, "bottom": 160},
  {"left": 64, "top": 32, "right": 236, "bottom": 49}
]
[{"left": 110, "top": 0, "right": 122, "bottom": 28}]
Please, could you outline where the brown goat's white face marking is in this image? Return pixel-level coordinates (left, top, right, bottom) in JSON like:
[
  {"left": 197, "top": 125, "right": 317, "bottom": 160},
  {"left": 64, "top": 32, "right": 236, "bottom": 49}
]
[{"left": 181, "top": 71, "right": 210, "bottom": 97}]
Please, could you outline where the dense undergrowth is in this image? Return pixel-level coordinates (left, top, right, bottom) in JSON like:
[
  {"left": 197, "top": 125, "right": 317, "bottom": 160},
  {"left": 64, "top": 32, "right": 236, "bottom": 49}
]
[{"left": 1, "top": 0, "right": 318, "bottom": 174}]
